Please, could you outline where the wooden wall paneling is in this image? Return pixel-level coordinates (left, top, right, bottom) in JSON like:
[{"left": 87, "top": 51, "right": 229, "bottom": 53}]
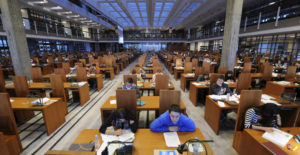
[
  {"left": 159, "top": 90, "right": 181, "bottom": 115},
  {"left": 116, "top": 89, "right": 137, "bottom": 111},
  {"left": 31, "top": 67, "right": 43, "bottom": 82},
  {"left": 155, "top": 74, "right": 169, "bottom": 96}
]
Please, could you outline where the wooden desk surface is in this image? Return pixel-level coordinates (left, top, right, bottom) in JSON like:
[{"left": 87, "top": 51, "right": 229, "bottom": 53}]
[
  {"left": 43, "top": 74, "right": 102, "bottom": 79},
  {"left": 245, "top": 127, "right": 300, "bottom": 155},
  {"left": 72, "top": 129, "right": 213, "bottom": 155},
  {"left": 268, "top": 81, "right": 300, "bottom": 88},
  {"left": 119, "top": 81, "right": 175, "bottom": 90},
  {"left": 10, "top": 97, "right": 61, "bottom": 110},
  {"left": 102, "top": 96, "right": 186, "bottom": 111},
  {"left": 5, "top": 82, "right": 88, "bottom": 89},
  {"left": 191, "top": 81, "right": 237, "bottom": 89}
]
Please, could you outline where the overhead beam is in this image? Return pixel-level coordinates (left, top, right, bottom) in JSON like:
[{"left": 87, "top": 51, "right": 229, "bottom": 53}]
[
  {"left": 146, "top": 0, "right": 153, "bottom": 27},
  {"left": 163, "top": 0, "right": 189, "bottom": 27},
  {"left": 117, "top": 0, "right": 138, "bottom": 27}
]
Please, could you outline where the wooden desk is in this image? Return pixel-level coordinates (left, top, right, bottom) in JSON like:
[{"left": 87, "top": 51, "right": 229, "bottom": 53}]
[
  {"left": 237, "top": 127, "right": 300, "bottom": 155},
  {"left": 263, "top": 81, "right": 300, "bottom": 96},
  {"left": 118, "top": 81, "right": 175, "bottom": 92},
  {"left": 204, "top": 95, "right": 299, "bottom": 135},
  {"left": 143, "top": 74, "right": 153, "bottom": 80},
  {"left": 189, "top": 82, "right": 237, "bottom": 106},
  {"left": 100, "top": 96, "right": 186, "bottom": 122},
  {"left": 99, "top": 68, "right": 114, "bottom": 80},
  {"left": 6, "top": 82, "right": 90, "bottom": 106},
  {"left": 46, "top": 150, "right": 95, "bottom": 155},
  {"left": 174, "top": 67, "right": 184, "bottom": 80},
  {"left": 143, "top": 67, "right": 154, "bottom": 74},
  {"left": 72, "top": 128, "right": 213, "bottom": 155},
  {"left": 180, "top": 74, "right": 196, "bottom": 92},
  {"left": 10, "top": 97, "right": 65, "bottom": 136},
  {"left": 43, "top": 74, "right": 103, "bottom": 91}
]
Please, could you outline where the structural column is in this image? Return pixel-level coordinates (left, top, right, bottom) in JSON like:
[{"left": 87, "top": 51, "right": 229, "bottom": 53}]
[
  {"left": 220, "top": 0, "right": 244, "bottom": 70},
  {"left": 0, "top": 0, "right": 32, "bottom": 79}
]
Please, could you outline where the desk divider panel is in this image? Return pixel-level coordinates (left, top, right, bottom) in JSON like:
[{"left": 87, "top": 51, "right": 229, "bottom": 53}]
[
  {"left": 116, "top": 89, "right": 137, "bottom": 112},
  {"left": 31, "top": 67, "right": 43, "bottom": 82},
  {"left": 155, "top": 74, "right": 169, "bottom": 96},
  {"left": 123, "top": 75, "right": 137, "bottom": 85},
  {"left": 159, "top": 90, "right": 181, "bottom": 115}
]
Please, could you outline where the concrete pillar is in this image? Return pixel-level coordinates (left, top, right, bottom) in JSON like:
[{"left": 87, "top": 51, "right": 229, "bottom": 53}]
[
  {"left": 220, "top": 0, "right": 244, "bottom": 70},
  {"left": 0, "top": 0, "right": 32, "bottom": 79}
]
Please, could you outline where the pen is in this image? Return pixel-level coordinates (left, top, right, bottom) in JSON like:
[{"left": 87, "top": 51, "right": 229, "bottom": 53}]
[{"left": 292, "top": 146, "right": 298, "bottom": 151}]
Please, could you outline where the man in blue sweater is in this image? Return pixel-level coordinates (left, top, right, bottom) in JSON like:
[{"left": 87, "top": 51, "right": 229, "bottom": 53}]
[{"left": 150, "top": 104, "right": 196, "bottom": 132}]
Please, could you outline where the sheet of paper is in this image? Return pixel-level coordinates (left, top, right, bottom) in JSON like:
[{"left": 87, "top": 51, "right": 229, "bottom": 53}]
[
  {"left": 163, "top": 132, "right": 181, "bottom": 148},
  {"left": 32, "top": 97, "right": 50, "bottom": 104},
  {"left": 78, "top": 81, "right": 87, "bottom": 86},
  {"left": 110, "top": 100, "right": 116, "bottom": 104},
  {"left": 209, "top": 95, "right": 227, "bottom": 101},
  {"left": 217, "top": 101, "right": 225, "bottom": 107},
  {"left": 262, "top": 128, "right": 293, "bottom": 147},
  {"left": 262, "top": 94, "right": 275, "bottom": 100},
  {"left": 101, "top": 132, "right": 135, "bottom": 142},
  {"left": 192, "top": 82, "right": 203, "bottom": 86},
  {"left": 10, "top": 99, "right": 14, "bottom": 102},
  {"left": 261, "top": 99, "right": 281, "bottom": 106}
]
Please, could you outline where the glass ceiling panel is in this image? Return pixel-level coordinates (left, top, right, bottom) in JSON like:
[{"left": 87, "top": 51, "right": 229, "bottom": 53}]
[{"left": 171, "top": 2, "right": 201, "bottom": 26}]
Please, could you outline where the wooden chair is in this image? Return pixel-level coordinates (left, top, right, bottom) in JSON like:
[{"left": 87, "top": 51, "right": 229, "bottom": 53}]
[
  {"left": 262, "top": 64, "right": 273, "bottom": 81},
  {"left": 54, "top": 68, "right": 67, "bottom": 82},
  {"left": 62, "top": 62, "right": 70, "bottom": 74},
  {"left": 192, "top": 58, "right": 198, "bottom": 69},
  {"left": 153, "top": 67, "right": 163, "bottom": 74},
  {"left": 0, "top": 93, "right": 22, "bottom": 155},
  {"left": 123, "top": 74, "right": 137, "bottom": 85},
  {"left": 209, "top": 73, "right": 223, "bottom": 94},
  {"left": 184, "top": 62, "right": 193, "bottom": 73},
  {"left": 195, "top": 67, "right": 204, "bottom": 77},
  {"left": 50, "top": 75, "right": 68, "bottom": 114},
  {"left": 76, "top": 67, "right": 88, "bottom": 82},
  {"left": 175, "top": 58, "right": 182, "bottom": 67},
  {"left": 75, "top": 62, "right": 83, "bottom": 67},
  {"left": 236, "top": 73, "right": 251, "bottom": 93},
  {"left": 31, "top": 67, "right": 43, "bottom": 82},
  {"left": 185, "top": 57, "right": 191, "bottom": 62},
  {"left": 202, "top": 61, "right": 211, "bottom": 73},
  {"left": 232, "top": 90, "right": 262, "bottom": 154},
  {"left": 285, "top": 66, "right": 296, "bottom": 81},
  {"left": 116, "top": 89, "right": 137, "bottom": 111},
  {"left": 263, "top": 81, "right": 285, "bottom": 96},
  {"left": 155, "top": 74, "right": 169, "bottom": 96},
  {"left": 159, "top": 90, "right": 181, "bottom": 115},
  {"left": 0, "top": 68, "right": 6, "bottom": 92},
  {"left": 244, "top": 57, "right": 251, "bottom": 63},
  {"left": 242, "top": 62, "right": 251, "bottom": 73},
  {"left": 218, "top": 66, "right": 228, "bottom": 74},
  {"left": 79, "top": 59, "right": 86, "bottom": 67}
]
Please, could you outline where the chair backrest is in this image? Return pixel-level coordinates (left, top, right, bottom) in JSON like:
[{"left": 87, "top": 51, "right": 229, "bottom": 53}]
[
  {"left": 50, "top": 75, "right": 66, "bottom": 102},
  {"left": 123, "top": 74, "right": 137, "bottom": 85},
  {"left": 175, "top": 58, "right": 182, "bottom": 67},
  {"left": 202, "top": 61, "right": 211, "bottom": 73},
  {"left": 79, "top": 59, "right": 86, "bottom": 67},
  {"left": 155, "top": 74, "right": 169, "bottom": 96},
  {"left": 263, "top": 81, "right": 285, "bottom": 96},
  {"left": 195, "top": 67, "right": 204, "bottom": 77},
  {"left": 13, "top": 76, "right": 29, "bottom": 97},
  {"left": 234, "top": 90, "right": 262, "bottom": 132},
  {"left": 75, "top": 62, "right": 83, "bottom": 67},
  {"left": 285, "top": 66, "right": 296, "bottom": 81},
  {"left": 76, "top": 67, "right": 88, "bottom": 82},
  {"left": 62, "top": 62, "right": 70, "bottom": 74},
  {"left": 31, "top": 67, "right": 43, "bottom": 82},
  {"left": 218, "top": 66, "right": 228, "bottom": 74},
  {"left": 0, "top": 93, "right": 19, "bottom": 135},
  {"left": 262, "top": 64, "right": 273, "bottom": 81},
  {"left": 192, "top": 58, "right": 198, "bottom": 68},
  {"left": 159, "top": 90, "right": 181, "bottom": 115},
  {"left": 0, "top": 68, "right": 5, "bottom": 92},
  {"left": 244, "top": 57, "right": 251, "bottom": 63},
  {"left": 0, "top": 132, "right": 10, "bottom": 155},
  {"left": 243, "top": 62, "right": 251, "bottom": 73},
  {"left": 116, "top": 89, "right": 137, "bottom": 111},
  {"left": 184, "top": 62, "right": 193, "bottom": 73},
  {"left": 54, "top": 68, "right": 67, "bottom": 82},
  {"left": 185, "top": 57, "right": 191, "bottom": 62},
  {"left": 209, "top": 73, "right": 223, "bottom": 94},
  {"left": 236, "top": 73, "right": 251, "bottom": 93}
]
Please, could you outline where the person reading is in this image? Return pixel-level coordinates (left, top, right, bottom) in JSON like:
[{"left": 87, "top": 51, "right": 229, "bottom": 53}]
[
  {"left": 152, "top": 69, "right": 163, "bottom": 83},
  {"left": 225, "top": 71, "right": 235, "bottom": 82},
  {"left": 99, "top": 108, "right": 138, "bottom": 135},
  {"left": 121, "top": 77, "right": 137, "bottom": 90},
  {"left": 212, "top": 75, "right": 231, "bottom": 95},
  {"left": 244, "top": 103, "right": 281, "bottom": 132},
  {"left": 150, "top": 104, "right": 196, "bottom": 132}
]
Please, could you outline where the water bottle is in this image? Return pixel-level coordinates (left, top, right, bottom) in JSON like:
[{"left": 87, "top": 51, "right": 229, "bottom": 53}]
[
  {"left": 94, "top": 135, "right": 100, "bottom": 151},
  {"left": 192, "top": 137, "right": 200, "bottom": 154}
]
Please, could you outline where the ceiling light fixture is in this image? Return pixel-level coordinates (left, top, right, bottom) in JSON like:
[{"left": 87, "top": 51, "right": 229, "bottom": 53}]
[
  {"left": 49, "top": 6, "right": 63, "bottom": 10},
  {"left": 269, "top": 2, "right": 275, "bottom": 5}
]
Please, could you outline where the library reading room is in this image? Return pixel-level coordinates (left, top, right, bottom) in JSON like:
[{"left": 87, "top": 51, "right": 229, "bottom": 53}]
[{"left": 0, "top": 0, "right": 300, "bottom": 155}]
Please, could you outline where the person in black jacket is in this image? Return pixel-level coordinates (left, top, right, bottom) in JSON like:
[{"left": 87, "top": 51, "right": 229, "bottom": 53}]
[
  {"left": 99, "top": 108, "right": 138, "bottom": 135},
  {"left": 225, "top": 71, "right": 235, "bottom": 82},
  {"left": 212, "top": 75, "right": 231, "bottom": 95}
]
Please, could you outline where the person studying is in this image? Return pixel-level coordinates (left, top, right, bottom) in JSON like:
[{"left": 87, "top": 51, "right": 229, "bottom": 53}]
[{"left": 150, "top": 104, "right": 196, "bottom": 132}]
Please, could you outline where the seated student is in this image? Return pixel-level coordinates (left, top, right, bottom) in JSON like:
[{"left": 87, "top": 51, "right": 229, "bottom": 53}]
[
  {"left": 99, "top": 108, "right": 138, "bottom": 135},
  {"left": 225, "top": 71, "right": 235, "bottom": 82},
  {"left": 131, "top": 69, "right": 143, "bottom": 82},
  {"left": 87, "top": 64, "right": 97, "bottom": 89},
  {"left": 150, "top": 104, "right": 196, "bottom": 132},
  {"left": 212, "top": 75, "right": 231, "bottom": 95},
  {"left": 121, "top": 77, "right": 137, "bottom": 90},
  {"left": 244, "top": 103, "right": 281, "bottom": 132},
  {"left": 152, "top": 69, "right": 163, "bottom": 83},
  {"left": 196, "top": 73, "right": 209, "bottom": 82}
]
